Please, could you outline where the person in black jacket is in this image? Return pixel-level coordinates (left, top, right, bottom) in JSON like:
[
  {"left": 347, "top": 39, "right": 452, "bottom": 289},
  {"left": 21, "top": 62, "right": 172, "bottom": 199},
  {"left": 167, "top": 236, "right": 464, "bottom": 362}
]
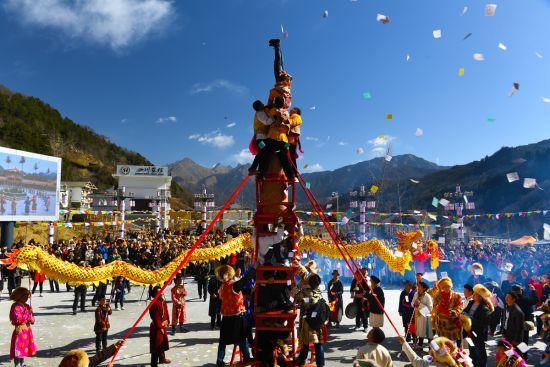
[
  {"left": 511, "top": 284, "right": 538, "bottom": 357},
  {"left": 196, "top": 263, "right": 210, "bottom": 302},
  {"left": 502, "top": 292, "right": 525, "bottom": 347},
  {"left": 327, "top": 270, "right": 344, "bottom": 327},
  {"left": 350, "top": 268, "right": 369, "bottom": 331},
  {"left": 208, "top": 273, "right": 222, "bottom": 330},
  {"left": 463, "top": 284, "right": 493, "bottom": 367},
  {"left": 366, "top": 275, "right": 385, "bottom": 328}
]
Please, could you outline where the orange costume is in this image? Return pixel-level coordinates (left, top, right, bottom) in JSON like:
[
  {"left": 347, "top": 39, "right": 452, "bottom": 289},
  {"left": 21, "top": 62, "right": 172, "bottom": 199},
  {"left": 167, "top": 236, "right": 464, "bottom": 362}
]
[
  {"left": 432, "top": 278, "right": 463, "bottom": 340},
  {"left": 171, "top": 284, "right": 186, "bottom": 326}
]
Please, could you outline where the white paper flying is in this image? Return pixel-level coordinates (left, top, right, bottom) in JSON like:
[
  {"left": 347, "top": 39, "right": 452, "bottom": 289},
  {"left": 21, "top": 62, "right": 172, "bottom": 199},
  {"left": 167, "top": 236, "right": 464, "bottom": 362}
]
[
  {"left": 473, "top": 53, "right": 485, "bottom": 61},
  {"left": 506, "top": 172, "right": 519, "bottom": 182},
  {"left": 523, "top": 178, "right": 537, "bottom": 189},
  {"left": 415, "top": 128, "right": 424, "bottom": 136},
  {"left": 535, "top": 52, "right": 544, "bottom": 59},
  {"left": 542, "top": 97, "right": 550, "bottom": 103},
  {"left": 428, "top": 213, "right": 437, "bottom": 221},
  {"left": 356, "top": 147, "right": 365, "bottom": 155},
  {"left": 281, "top": 25, "right": 288, "bottom": 39},
  {"left": 439, "top": 198, "right": 450, "bottom": 207},
  {"left": 406, "top": 53, "right": 411, "bottom": 61},
  {"left": 485, "top": 4, "right": 497, "bottom": 16},
  {"left": 498, "top": 43, "right": 507, "bottom": 51},
  {"left": 376, "top": 14, "right": 390, "bottom": 24},
  {"left": 410, "top": 179, "right": 420, "bottom": 184},
  {"left": 323, "top": 10, "right": 329, "bottom": 18},
  {"left": 485, "top": 340, "right": 497, "bottom": 346},
  {"left": 433, "top": 29, "right": 442, "bottom": 39},
  {"left": 462, "top": 6, "right": 468, "bottom": 15},
  {"left": 309, "top": 106, "right": 317, "bottom": 110},
  {"left": 385, "top": 154, "right": 392, "bottom": 162}
]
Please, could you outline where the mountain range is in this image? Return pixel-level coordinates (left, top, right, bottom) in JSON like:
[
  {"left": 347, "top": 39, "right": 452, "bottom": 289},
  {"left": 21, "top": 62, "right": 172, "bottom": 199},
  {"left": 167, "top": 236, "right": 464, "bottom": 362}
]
[{"left": 169, "top": 141, "right": 550, "bottom": 237}]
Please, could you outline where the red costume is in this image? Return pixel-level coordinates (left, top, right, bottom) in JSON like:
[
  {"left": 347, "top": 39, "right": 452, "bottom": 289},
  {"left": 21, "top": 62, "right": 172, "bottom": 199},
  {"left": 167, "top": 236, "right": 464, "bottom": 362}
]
[
  {"left": 219, "top": 280, "right": 245, "bottom": 316},
  {"left": 170, "top": 285, "right": 186, "bottom": 326},
  {"left": 149, "top": 297, "right": 170, "bottom": 355}
]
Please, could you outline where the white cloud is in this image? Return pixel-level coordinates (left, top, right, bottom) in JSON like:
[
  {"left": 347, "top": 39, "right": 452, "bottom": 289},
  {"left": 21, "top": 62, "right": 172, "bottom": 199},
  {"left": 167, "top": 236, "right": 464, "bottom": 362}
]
[
  {"left": 302, "top": 163, "right": 324, "bottom": 173},
  {"left": 305, "top": 136, "right": 319, "bottom": 141},
  {"left": 188, "top": 130, "right": 234, "bottom": 149},
  {"left": 4, "top": 0, "right": 174, "bottom": 50},
  {"left": 230, "top": 149, "right": 253, "bottom": 165},
  {"left": 155, "top": 116, "right": 177, "bottom": 124},
  {"left": 226, "top": 122, "right": 236, "bottom": 128},
  {"left": 190, "top": 79, "right": 248, "bottom": 95}
]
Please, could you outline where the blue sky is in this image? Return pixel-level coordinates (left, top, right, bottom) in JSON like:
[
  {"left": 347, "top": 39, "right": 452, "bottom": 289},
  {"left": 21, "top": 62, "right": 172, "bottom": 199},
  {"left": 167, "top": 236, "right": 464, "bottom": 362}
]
[{"left": 0, "top": 0, "right": 549, "bottom": 173}]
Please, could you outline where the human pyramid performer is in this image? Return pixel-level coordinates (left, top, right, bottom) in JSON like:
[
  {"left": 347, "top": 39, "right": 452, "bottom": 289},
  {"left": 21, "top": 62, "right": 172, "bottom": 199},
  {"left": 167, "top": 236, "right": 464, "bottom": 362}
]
[{"left": 248, "top": 38, "right": 302, "bottom": 181}]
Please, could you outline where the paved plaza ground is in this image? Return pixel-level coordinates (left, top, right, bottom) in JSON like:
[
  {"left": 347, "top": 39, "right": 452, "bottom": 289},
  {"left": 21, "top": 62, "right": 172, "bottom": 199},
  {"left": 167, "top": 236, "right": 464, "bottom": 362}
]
[{"left": 0, "top": 277, "right": 544, "bottom": 366}]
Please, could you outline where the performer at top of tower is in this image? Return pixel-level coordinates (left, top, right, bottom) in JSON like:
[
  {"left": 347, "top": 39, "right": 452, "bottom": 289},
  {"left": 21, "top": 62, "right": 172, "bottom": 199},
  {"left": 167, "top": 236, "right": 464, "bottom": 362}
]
[{"left": 268, "top": 39, "right": 293, "bottom": 110}]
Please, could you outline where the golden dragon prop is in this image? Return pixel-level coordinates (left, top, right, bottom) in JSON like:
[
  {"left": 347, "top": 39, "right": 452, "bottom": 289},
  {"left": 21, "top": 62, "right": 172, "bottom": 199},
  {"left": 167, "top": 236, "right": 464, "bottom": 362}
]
[{"left": 2, "top": 231, "right": 438, "bottom": 285}]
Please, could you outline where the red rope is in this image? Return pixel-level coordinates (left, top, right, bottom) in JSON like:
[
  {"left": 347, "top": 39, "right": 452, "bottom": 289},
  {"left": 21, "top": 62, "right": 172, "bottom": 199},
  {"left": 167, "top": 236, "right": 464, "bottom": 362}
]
[
  {"left": 109, "top": 175, "right": 250, "bottom": 364},
  {"left": 293, "top": 167, "right": 403, "bottom": 337}
]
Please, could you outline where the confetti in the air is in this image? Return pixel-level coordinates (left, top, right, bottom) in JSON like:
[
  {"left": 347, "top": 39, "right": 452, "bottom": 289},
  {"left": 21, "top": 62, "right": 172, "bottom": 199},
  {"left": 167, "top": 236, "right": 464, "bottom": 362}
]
[
  {"left": 459, "top": 68, "right": 465, "bottom": 77},
  {"left": 362, "top": 92, "right": 372, "bottom": 100},
  {"left": 386, "top": 114, "right": 393, "bottom": 120},
  {"left": 535, "top": 52, "right": 543, "bottom": 59},
  {"left": 508, "top": 82, "right": 520, "bottom": 97},
  {"left": 356, "top": 147, "right": 365, "bottom": 155},
  {"left": 406, "top": 53, "right": 411, "bottom": 61},
  {"left": 309, "top": 106, "right": 316, "bottom": 111},
  {"left": 461, "top": 6, "right": 468, "bottom": 16},
  {"left": 498, "top": 43, "right": 507, "bottom": 51},
  {"left": 415, "top": 128, "right": 424, "bottom": 137},
  {"left": 376, "top": 14, "right": 390, "bottom": 24},
  {"left": 323, "top": 10, "right": 329, "bottom": 18},
  {"left": 487, "top": 117, "right": 496, "bottom": 122},
  {"left": 473, "top": 53, "right": 485, "bottom": 61},
  {"left": 433, "top": 29, "right": 442, "bottom": 39},
  {"left": 542, "top": 97, "right": 550, "bottom": 103},
  {"left": 281, "top": 25, "right": 288, "bottom": 39},
  {"left": 485, "top": 4, "right": 497, "bottom": 16},
  {"left": 463, "top": 33, "right": 472, "bottom": 41}
]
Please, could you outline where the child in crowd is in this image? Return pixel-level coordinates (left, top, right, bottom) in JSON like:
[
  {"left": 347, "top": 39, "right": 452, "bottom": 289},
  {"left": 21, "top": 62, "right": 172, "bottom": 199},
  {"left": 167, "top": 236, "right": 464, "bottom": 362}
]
[
  {"left": 113, "top": 276, "right": 125, "bottom": 310},
  {"left": 171, "top": 277, "right": 188, "bottom": 334},
  {"left": 94, "top": 296, "right": 112, "bottom": 353}
]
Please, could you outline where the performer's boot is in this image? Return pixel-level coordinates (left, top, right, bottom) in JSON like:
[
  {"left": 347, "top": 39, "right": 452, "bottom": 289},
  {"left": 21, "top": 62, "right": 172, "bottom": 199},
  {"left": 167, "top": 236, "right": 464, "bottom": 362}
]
[
  {"left": 171, "top": 325, "right": 176, "bottom": 335},
  {"left": 269, "top": 39, "right": 280, "bottom": 47}
]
